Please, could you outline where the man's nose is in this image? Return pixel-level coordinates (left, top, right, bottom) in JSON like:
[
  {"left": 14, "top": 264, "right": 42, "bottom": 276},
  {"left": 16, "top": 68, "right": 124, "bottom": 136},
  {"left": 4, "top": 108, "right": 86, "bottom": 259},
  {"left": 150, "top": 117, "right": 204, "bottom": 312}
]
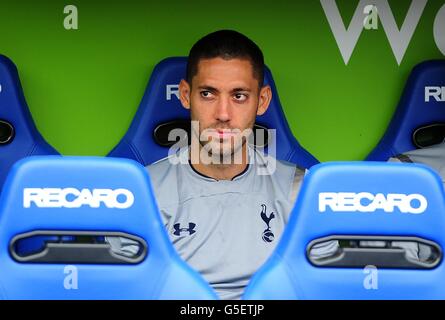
[{"left": 215, "top": 97, "right": 231, "bottom": 122}]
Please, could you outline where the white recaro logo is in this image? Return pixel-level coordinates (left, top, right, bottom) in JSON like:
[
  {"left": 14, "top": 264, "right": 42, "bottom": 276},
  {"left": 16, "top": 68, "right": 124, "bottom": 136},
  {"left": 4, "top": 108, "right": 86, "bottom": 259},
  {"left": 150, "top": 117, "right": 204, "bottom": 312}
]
[
  {"left": 23, "top": 188, "right": 135, "bottom": 209},
  {"left": 425, "top": 86, "right": 445, "bottom": 102},
  {"left": 166, "top": 84, "right": 179, "bottom": 101},
  {"left": 319, "top": 192, "right": 427, "bottom": 214}
]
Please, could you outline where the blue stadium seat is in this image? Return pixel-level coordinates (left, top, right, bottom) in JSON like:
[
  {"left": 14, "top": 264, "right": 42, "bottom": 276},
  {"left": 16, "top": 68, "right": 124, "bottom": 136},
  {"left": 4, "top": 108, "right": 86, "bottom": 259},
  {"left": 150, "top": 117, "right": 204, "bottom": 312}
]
[
  {"left": 243, "top": 162, "right": 445, "bottom": 299},
  {"left": 366, "top": 60, "right": 445, "bottom": 161},
  {"left": 0, "top": 55, "right": 59, "bottom": 192},
  {"left": 108, "top": 57, "right": 318, "bottom": 169},
  {"left": 0, "top": 156, "right": 217, "bottom": 299}
]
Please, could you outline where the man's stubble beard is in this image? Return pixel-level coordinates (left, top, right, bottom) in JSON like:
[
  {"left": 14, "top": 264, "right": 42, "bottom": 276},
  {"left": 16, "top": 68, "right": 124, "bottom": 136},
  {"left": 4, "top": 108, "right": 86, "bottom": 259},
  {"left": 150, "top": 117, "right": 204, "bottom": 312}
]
[{"left": 199, "top": 135, "right": 247, "bottom": 165}]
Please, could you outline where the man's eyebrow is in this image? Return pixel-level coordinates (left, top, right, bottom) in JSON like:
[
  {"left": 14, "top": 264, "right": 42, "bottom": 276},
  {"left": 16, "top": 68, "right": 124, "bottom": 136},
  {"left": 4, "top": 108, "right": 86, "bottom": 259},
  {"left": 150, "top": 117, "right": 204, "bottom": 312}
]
[
  {"left": 197, "top": 86, "right": 219, "bottom": 93},
  {"left": 231, "top": 87, "right": 251, "bottom": 93}
]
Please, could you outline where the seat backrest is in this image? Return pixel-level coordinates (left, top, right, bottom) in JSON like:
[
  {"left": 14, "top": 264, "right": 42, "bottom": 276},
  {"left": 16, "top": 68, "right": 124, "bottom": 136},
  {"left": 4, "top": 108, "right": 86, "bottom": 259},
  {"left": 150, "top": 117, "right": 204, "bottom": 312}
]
[
  {"left": 366, "top": 60, "right": 445, "bottom": 161},
  {"left": 0, "top": 55, "right": 59, "bottom": 191},
  {"left": 108, "top": 57, "right": 318, "bottom": 168},
  {"left": 0, "top": 156, "right": 217, "bottom": 299},
  {"left": 243, "top": 162, "right": 445, "bottom": 299}
]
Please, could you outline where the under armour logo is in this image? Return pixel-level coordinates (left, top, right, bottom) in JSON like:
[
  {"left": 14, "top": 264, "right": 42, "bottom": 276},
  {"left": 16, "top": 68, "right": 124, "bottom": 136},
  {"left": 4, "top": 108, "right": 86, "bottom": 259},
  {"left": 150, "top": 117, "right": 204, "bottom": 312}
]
[
  {"left": 173, "top": 223, "right": 196, "bottom": 236},
  {"left": 260, "top": 204, "right": 275, "bottom": 243}
]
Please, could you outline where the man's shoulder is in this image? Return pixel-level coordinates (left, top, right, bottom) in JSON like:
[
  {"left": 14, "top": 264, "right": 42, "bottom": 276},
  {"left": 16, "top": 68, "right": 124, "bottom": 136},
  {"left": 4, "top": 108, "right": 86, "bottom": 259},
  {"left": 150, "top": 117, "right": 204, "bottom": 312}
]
[
  {"left": 145, "top": 153, "right": 185, "bottom": 206},
  {"left": 147, "top": 154, "right": 176, "bottom": 172},
  {"left": 275, "top": 158, "right": 305, "bottom": 201},
  {"left": 275, "top": 158, "right": 305, "bottom": 174},
  {"left": 147, "top": 147, "right": 188, "bottom": 176},
  {"left": 253, "top": 149, "right": 304, "bottom": 178},
  {"left": 252, "top": 149, "right": 305, "bottom": 201}
]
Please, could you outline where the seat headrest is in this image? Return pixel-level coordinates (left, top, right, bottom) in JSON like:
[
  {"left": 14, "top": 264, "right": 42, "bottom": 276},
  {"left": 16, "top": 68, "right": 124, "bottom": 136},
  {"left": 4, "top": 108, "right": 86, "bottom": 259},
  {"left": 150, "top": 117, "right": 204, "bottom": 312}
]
[
  {"left": 0, "top": 156, "right": 170, "bottom": 255},
  {"left": 286, "top": 162, "right": 445, "bottom": 245},
  {"left": 0, "top": 156, "right": 217, "bottom": 299},
  {"left": 244, "top": 162, "right": 445, "bottom": 299},
  {"left": 0, "top": 55, "right": 59, "bottom": 191},
  {"left": 367, "top": 60, "right": 445, "bottom": 160}
]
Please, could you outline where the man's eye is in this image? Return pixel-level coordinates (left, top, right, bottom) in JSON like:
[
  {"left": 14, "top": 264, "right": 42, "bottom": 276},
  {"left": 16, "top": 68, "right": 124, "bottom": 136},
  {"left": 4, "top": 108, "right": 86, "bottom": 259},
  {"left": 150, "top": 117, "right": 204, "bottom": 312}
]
[
  {"left": 234, "top": 93, "right": 248, "bottom": 102},
  {"left": 200, "top": 91, "right": 213, "bottom": 98}
]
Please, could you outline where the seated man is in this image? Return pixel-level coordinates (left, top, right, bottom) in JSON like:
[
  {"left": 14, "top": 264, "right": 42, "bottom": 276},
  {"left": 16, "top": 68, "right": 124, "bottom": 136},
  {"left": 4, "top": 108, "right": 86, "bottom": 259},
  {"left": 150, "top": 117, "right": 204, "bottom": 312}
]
[
  {"left": 108, "top": 30, "right": 332, "bottom": 300},
  {"left": 145, "top": 30, "right": 306, "bottom": 300}
]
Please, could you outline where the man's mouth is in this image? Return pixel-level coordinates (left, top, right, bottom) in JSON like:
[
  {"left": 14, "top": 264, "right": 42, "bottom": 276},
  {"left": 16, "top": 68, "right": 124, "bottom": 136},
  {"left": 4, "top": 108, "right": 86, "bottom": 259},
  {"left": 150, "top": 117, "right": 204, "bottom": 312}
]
[
  {"left": 215, "top": 129, "right": 236, "bottom": 139},
  {"left": 208, "top": 129, "right": 236, "bottom": 140}
]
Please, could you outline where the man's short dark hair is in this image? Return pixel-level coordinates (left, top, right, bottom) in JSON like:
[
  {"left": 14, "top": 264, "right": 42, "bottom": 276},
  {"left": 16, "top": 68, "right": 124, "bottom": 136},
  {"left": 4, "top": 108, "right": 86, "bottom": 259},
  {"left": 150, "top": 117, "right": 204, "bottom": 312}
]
[{"left": 186, "top": 30, "right": 264, "bottom": 87}]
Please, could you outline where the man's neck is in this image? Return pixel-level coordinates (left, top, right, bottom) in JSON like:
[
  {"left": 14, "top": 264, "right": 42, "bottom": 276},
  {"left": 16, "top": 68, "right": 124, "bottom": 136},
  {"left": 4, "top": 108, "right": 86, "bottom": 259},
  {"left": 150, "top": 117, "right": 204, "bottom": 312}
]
[{"left": 189, "top": 145, "right": 249, "bottom": 181}]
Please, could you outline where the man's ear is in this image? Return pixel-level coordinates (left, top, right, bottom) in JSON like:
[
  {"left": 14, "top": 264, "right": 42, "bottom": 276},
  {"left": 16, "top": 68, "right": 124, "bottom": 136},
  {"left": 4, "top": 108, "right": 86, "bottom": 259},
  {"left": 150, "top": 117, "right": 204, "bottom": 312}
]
[
  {"left": 257, "top": 85, "right": 272, "bottom": 116},
  {"left": 179, "top": 79, "right": 191, "bottom": 110}
]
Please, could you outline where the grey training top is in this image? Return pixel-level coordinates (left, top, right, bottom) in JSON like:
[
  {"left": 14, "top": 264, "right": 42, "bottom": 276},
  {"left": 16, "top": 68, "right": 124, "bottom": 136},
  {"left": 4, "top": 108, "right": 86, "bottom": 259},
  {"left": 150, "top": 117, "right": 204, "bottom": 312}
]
[
  {"left": 146, "top": 146, "right": 304, "bottom": 300},
  {"left": 106, "top": 147, "right": 337, "bottom": 299}
]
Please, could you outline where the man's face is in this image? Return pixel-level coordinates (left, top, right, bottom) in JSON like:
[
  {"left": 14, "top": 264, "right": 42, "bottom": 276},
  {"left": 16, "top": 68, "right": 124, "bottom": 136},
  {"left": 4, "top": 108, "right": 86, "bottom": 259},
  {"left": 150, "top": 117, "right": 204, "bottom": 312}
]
[{"left": 179, "top": 57, "right": 271, "bottom": 161}]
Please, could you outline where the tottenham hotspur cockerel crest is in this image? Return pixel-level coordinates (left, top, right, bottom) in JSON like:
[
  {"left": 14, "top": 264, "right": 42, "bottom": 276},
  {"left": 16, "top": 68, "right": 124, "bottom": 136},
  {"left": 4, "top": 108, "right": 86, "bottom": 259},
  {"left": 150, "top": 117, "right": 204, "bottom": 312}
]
[{"left": 260, "top": 204, "right": 275, "bottom": 243}]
